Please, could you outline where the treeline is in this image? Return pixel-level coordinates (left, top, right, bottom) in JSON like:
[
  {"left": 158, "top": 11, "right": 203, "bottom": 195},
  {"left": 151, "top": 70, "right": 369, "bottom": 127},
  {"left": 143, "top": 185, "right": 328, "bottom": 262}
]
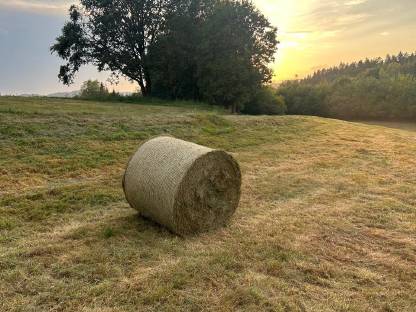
[
  {"left": 51, "top": 0, "right": 280, "bottom": 114},
  {"left": 77, "top": 79, "right": 287, "bottom": 114},
  {"left": 278, "top": 52, "right": 416, "bottom": 120}
]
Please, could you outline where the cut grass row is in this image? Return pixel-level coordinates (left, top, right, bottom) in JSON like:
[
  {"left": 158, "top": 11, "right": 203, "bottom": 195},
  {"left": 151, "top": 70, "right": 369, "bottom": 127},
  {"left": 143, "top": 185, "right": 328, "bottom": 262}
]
[{"left": 1, "top": 97, "right": 416, "bottom": 311}]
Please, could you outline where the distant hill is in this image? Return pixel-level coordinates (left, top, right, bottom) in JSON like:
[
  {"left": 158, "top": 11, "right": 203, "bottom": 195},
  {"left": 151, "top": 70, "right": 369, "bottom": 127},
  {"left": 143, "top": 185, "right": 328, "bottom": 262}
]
[
  {"left": 19, "top": 93, "right": 41, "bottom": 97},
  {"left": 47, "top": 90, "right": 135, "bottom": 98},
  {"left": 47, "top": 90, "right": 80, "bottom": 98},
  {"left": 6, "top": 90, "right": 134, "bottom": 98},
  {"left": 303, "top": 51, "right": 416, "bottom": 84}
]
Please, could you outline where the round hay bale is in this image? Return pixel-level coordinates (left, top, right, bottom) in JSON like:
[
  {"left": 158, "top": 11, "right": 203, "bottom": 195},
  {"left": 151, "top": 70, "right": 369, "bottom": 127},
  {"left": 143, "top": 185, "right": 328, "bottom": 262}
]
[{"left": 123, "top": 136, "right": 241, "bottom": 235}]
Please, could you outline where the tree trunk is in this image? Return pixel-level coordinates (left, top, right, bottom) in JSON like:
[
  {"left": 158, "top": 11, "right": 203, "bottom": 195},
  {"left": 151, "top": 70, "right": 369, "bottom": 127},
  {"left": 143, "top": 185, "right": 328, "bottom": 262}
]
[
  {"left": 140, "top": 84, "right": 151, "bottom": 97},
  {"left": 137, "top": 79, "right": 146, "bottom": 96},
  {"left": 142, "top": 86, "right": 149, "bottom": 97},
  {"left": 145, "top": 79, "right": 152, "bottom": 96},
  {"left": 143, "top": 68, "right": 152, "bottom": 96},
  {"left": 231, "top": 103, "right": 238, "bottom": 114}
]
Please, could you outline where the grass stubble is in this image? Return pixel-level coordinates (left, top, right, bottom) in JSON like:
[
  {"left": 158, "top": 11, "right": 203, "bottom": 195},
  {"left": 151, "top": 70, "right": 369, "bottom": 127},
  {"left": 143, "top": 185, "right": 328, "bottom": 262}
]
[{"left": 0, "top": 97, "right": 415, "bottom": 311}]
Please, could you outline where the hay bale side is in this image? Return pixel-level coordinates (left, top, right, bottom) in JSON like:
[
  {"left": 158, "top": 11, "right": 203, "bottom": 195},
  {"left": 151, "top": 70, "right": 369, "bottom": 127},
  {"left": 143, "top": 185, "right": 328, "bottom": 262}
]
[{"left": 123, "top": 136, "right": 241, "bottom": 235}]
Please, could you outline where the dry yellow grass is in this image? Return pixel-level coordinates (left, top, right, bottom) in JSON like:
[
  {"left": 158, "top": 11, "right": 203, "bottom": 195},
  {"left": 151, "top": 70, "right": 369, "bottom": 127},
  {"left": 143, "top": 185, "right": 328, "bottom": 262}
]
[{"left": 1, "top": 97, "right": 415, "bottom": 311}]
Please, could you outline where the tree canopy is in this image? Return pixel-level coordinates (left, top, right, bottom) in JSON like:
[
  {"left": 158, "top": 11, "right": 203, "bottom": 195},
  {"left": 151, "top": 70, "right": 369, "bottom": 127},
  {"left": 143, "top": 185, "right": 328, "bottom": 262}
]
[
  {"left": 51, "top": 0, "right": 171, "bottom": 96},
  {"left": 51, "top": 0, "right": 278, "bottom": 111},
  {"left": 150, "top": 0, "right": 277, "bottom": 112}
]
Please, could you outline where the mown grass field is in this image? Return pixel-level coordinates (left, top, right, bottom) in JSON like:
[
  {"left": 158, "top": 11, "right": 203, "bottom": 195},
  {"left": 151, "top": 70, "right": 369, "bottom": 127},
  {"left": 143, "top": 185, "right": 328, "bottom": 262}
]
[{"left": 1, "top": 96, "right": 416, "bottom": 312}]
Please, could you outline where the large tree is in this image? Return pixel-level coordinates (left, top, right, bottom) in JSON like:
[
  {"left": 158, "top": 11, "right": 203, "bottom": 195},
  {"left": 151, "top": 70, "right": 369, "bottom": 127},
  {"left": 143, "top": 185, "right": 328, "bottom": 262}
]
[
  {"left": 52, "top": 0, "right": 278, "bottom": 109},
  {"left": 51, "top": 0, "right": 171, "bottom": 96},
  {"left": 197, "top": 0, "right": 278, "bottom": 112},
  {"left": 149, "top": 0, "right": 278, "bottom": 112},
  {"left": 149, "top": 0, "right": 209, "bottom": 100}
]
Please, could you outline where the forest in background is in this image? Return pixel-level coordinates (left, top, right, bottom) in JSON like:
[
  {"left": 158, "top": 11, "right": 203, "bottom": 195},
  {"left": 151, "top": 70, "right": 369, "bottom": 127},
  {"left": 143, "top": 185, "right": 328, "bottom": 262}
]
[{"left": 277, "top": 52, "right": 416, "bottom": 121}]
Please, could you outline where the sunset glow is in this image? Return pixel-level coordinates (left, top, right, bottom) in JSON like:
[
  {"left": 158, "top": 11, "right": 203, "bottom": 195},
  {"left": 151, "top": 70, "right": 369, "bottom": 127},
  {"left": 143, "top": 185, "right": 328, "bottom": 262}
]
[
  {"left": 255, "top": 0, "right": 416, "bottom": 81},
  {"left": 0, "top": 0, "right": 415, "bottom": 93}
]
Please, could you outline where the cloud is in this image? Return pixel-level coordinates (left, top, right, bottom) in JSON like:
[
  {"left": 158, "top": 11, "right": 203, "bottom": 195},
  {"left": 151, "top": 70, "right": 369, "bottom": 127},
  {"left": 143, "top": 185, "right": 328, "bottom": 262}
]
[
  {"left": 287, "top": 32, "right": 309, "bottom": 39},
  {"left": 344, "top": 0, "right": 368, "bottom": 6},
  {"left": 335, "top": 13, "right": 371, "bottom": 26},
  {"left": 380, "top": 31, "right": 390, "bottom": 36},
  {"left": 0, "top": 0, "right": 73, "bottom": 14},
  {"left": 280, "top": 41, "right": 301, "bottom": 48},
  {"left": 285, "top": 29, "right": 342, "bottom": 41}
]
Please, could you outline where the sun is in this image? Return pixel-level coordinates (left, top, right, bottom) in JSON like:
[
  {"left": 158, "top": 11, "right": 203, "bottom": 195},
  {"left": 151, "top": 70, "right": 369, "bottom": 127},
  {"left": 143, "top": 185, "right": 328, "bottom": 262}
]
[{"left": 254, "top": 0, "right": 301, "bottom": 82}]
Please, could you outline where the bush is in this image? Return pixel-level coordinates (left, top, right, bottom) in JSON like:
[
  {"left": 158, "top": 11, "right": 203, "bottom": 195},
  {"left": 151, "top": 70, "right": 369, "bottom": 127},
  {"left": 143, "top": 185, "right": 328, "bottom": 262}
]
[
  {"left": 277, "top": 82, "right": 328, "bottom": 116},
  {"left": 79, "top": 80, "right": 109, "bottom": 99},
  {"left": 242, "top": 88, "right": 286, "bottom": 115}
]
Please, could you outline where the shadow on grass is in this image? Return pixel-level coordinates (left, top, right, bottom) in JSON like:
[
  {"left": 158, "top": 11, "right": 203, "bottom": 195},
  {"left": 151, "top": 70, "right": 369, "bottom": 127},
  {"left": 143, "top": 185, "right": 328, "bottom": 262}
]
[{"left": 356, "top": 120, "right": 416, "bottom": 132}]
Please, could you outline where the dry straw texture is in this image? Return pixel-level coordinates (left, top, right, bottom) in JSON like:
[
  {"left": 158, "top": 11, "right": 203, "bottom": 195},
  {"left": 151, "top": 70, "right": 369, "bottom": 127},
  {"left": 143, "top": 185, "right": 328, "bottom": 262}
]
[{"left": 123, "top": 136, "right": 241, "bottom": 235}]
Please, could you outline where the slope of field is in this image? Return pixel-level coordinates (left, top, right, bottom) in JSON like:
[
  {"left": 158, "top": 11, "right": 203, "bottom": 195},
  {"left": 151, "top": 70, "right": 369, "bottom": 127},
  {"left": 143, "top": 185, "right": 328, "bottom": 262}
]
[
  {"left": 1, "top": 97, "right": 416, "bottom": 312},
  {"left": 359, "top": 120, "right": 416, "bottom": 133}
]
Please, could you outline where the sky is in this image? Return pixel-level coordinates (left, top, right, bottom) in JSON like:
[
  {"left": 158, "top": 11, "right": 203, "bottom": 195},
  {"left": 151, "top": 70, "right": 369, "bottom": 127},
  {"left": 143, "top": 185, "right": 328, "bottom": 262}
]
[{"left": 0, "top": 0, "right": 415, "bottom": 95}]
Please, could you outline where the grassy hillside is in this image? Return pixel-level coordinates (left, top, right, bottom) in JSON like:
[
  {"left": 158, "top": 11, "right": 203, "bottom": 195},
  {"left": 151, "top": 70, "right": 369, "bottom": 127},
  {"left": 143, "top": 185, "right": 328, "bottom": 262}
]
[{"left": 1, "top": 97, "right": 416, "bottom": 311}]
